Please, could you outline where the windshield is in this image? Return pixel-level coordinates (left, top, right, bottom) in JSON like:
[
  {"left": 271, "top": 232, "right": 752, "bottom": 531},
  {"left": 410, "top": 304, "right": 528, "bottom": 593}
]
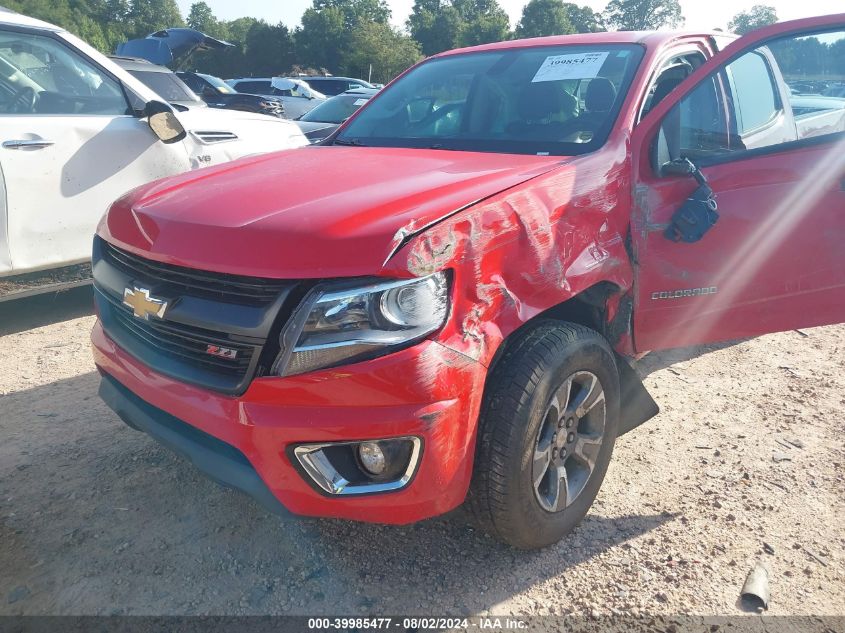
[
  {"left": 300, "top": 94, "right": 371, "bottom": 123},
  {"left": 199, "top": 73, "right": 235, "bottom": 94},
  {"left": 337, "top": 44, "right": 643, "bottom": 156},
  {"left": 130, "top": 70, "right": 198, "bottom": 103}
]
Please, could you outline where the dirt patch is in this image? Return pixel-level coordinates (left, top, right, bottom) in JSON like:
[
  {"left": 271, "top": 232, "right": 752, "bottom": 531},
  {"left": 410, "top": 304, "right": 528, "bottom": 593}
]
[
  {"left": 0, "top": 293, "right": 842, "bottom": 616},
  {"left": 0, "top": 263, "right": 92, "bottom": 300}
]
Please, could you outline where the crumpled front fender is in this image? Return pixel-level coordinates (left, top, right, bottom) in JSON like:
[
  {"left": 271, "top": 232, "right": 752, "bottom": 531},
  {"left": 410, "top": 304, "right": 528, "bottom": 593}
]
[{"left": 383, "top": 145, "right": 636, "bottom": 367}]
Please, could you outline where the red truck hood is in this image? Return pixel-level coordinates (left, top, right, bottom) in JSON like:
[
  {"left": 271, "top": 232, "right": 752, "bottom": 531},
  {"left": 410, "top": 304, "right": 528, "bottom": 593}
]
[{"left": 101, "top": 146, "right": 564, "bottom": 279}]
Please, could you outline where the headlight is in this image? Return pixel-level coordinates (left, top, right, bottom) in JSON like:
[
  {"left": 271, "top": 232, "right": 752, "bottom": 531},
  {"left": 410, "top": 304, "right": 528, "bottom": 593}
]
[{"left": 273, "top": 272, "right": 449, "bottom": 376}]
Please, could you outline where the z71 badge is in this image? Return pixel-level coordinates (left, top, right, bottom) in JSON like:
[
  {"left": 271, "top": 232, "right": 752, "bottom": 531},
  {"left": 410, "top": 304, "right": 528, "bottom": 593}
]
[{"left": 651, "top": 286, "right": 717, "bottom": 300}]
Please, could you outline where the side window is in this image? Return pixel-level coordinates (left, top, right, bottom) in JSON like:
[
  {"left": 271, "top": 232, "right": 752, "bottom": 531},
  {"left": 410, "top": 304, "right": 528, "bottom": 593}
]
[
  {"left": 235, "top": 81, "right": 272, "bottom": 94},
  {"left": 641, "top": 51, "right": 704, "bottom": 120},
  {"left": 768, "top": 28, "right": 845, "bottom": 140},
  {"left": 317, "top": 80, "right": 343, "bottom": 94},
  {"left": 726, "top": 51, "right": 780, "bottom": 134},
  {"left": 677, "top": 75, "right": 730, "bottom": 155},
  {"left": 0, "top": 28, "right": 127, "bottom": 116},
  {"left": 657, "top": 27, "right": 845, "bottom": 166}
]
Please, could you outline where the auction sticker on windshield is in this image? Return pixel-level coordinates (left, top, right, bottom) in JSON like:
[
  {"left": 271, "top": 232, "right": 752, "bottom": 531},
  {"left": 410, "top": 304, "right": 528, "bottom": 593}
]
[{"left": 532, "top": 51, "right": 609, "bottom": 83}]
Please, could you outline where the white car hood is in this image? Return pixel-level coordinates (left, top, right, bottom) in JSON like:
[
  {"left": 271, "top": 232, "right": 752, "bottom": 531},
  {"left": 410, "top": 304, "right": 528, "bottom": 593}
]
[
  {"left": 175, "top": 106, "right": 308, "bottom": 165},
  {"left": 177, "top": 106, "right": 300, "bottom": 126}
]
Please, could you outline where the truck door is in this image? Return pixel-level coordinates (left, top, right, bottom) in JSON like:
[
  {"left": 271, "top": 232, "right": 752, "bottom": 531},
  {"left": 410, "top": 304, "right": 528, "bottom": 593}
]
[
  {"left": 629, "top": 14, "right": 845, "bottom": 352},
  {"left": 0, "top": 25, "right": 189, "bottom": 275}
]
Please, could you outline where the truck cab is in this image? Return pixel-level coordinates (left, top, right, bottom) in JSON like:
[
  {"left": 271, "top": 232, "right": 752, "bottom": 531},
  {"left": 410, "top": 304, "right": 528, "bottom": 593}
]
[{"left": 91, "top": 15, "right": 845, "bottom": 549}]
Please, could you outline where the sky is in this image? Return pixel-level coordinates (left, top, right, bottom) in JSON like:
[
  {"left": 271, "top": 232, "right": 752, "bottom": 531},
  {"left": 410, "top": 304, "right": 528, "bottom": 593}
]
[{"left": 174, "top": 0, "right": 843, "bottom": 32}]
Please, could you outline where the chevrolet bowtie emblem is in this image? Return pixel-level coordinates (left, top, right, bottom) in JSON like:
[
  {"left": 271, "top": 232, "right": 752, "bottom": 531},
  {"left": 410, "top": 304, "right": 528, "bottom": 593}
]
[{"left": 123, "top": 286, "right": 168, "bottom": 320}]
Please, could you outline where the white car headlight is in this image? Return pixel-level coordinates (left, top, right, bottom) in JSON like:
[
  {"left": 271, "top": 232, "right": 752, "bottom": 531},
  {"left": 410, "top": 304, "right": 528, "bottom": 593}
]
[{"left": 273, "top": 272, "right": 449, "bottom": 376}]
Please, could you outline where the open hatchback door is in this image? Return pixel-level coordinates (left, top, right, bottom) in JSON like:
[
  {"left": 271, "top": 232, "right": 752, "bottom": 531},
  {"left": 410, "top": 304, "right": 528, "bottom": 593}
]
[
  {"left": 629, "top": 14, "right": 845, "bottom": 352},
  {"left": 116, "top": 28, "right": 232, "bottom": 69}
]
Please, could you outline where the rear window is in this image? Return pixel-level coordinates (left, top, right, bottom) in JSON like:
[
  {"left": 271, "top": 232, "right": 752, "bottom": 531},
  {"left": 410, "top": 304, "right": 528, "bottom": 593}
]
[
  {"left": 177, "top": 72, "right": 204, "bottom": 93},
  {"left": 130, "top": 70, "right": 197, "bottom": 102}
]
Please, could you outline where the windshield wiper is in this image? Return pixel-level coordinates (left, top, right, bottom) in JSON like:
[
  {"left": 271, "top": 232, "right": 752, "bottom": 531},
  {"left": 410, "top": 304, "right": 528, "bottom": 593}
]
[{"left": 333, "top": 137, "right": 366, "bottom": 146}]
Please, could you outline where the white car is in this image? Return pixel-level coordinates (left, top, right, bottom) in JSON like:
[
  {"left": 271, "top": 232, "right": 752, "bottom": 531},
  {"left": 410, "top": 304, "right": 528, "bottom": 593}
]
[{"left": 0, "top": 8, "right": 307, "bottom": 284}]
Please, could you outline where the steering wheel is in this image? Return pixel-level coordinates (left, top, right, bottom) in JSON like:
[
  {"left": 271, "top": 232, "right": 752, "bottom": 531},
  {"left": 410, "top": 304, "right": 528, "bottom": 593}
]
[{"left": 10, "top": 86, "right": 37, "bottom": 113}]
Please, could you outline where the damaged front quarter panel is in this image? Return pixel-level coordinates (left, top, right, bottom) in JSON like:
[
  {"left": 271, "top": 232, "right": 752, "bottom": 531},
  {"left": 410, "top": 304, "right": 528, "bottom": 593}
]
[{"left": 382, "top": 147, "right": 637, "bottom": 367}]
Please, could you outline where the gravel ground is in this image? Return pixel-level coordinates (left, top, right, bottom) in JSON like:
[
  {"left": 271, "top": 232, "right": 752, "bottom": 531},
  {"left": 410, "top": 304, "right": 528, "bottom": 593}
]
[{"left": 1, "top": 288, "right": 843, "bottom": 617}]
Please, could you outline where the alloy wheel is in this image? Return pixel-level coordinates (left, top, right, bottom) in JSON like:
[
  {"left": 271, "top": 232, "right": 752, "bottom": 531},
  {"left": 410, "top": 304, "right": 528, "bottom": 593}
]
[{"left": 532, "top": 370, "right": 606, "bottom": 513}]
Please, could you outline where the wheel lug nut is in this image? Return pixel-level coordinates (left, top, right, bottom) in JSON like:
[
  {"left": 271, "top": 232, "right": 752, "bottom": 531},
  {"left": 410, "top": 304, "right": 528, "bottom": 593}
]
[
  {"left": 560, "top": 448, "right": 567, "bottom": 457},
  {"left": 558, "top": 419, "right": 565, "bottom": 429},
  {"left": 551, "top": 447, "right": 558, "bottom": 459},
  {"left": 567, "top": 432, "right": 575, "bottom": 443},
  {"left": 566, "top": 417, "right": 574, "bottom": 428}
]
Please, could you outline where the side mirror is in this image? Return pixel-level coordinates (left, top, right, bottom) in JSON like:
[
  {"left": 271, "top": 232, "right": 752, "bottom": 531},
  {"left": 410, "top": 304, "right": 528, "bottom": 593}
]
[{"left": 144, "top": 101, "right": 186, "bottom": 144}]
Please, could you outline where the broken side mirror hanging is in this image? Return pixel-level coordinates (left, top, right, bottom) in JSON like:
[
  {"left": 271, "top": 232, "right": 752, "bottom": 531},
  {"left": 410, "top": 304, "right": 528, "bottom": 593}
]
[{"left": 663, "top": 158, "right": 719, "bottom": 243}]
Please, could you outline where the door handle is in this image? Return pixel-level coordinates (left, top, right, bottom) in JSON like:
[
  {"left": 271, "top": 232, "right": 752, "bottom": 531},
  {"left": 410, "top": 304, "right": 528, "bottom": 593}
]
[{"left": 2, "top": 139, "right": 55, "bottom": 150}]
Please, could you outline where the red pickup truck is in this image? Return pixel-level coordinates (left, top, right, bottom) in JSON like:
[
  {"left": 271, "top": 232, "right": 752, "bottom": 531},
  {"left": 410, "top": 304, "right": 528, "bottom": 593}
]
[{"left": 91, "top": 15, "right": 845, "bottom": 548}]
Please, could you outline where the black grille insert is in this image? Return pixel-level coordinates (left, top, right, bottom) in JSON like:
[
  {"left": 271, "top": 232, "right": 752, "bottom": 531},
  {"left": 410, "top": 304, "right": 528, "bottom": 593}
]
[
  {"left": 108, "top": 297, "right": 255, "bottom": 376},
  {"left": 93, "top": 237, "right": 299, "bottom": 395},
  {"left": 99, "top": 238, "right": 286, "bottom": 307}
]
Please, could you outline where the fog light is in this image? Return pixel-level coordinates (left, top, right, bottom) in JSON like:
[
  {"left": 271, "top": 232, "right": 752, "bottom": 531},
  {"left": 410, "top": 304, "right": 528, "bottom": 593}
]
[
  {"left": 358, "top": 442, "right": 386, "bottom": 475},
  {"left": 292, "top": 437, "right": 422, "bottom": 495}
]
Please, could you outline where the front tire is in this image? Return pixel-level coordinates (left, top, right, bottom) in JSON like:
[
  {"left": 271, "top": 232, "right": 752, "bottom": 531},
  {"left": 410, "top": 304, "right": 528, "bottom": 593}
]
[{"left": 468, "top": 321, "right": 620, "bottom": 549}]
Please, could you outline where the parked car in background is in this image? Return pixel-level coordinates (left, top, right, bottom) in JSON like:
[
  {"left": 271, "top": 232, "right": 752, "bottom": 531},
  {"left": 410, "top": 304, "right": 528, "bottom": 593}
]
[
  {"left": 110, "top": 56, "right": 205, "bottom": 109},
  {"left": 294, "top": 87, "right": 378, "bottom": 143},
  {"left": 227, "top": 77, "right": 325, "bottom": 119},
  {"left": 177, "top": 71, "right": 284, "bottom": 117},
  {"left": 294, "top": 75, "right": 376, "bottom": 96},
  {"left": 114, "top": 31, "right": 283, "bottom": 117},
  {"left": 0, "top": 8, "right": 307, "bottom": 290}
]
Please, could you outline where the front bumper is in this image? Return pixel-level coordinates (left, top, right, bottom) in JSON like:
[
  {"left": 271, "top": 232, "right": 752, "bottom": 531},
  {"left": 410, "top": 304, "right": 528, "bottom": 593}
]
[{"left": 92, "top": 321, "right": 486, "bottom": 524}]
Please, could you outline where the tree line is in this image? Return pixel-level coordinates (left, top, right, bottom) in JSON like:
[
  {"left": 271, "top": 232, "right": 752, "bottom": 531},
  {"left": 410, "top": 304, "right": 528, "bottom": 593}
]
[{"left": 7, "top": 0, "right": 787, "bottom": 84}]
